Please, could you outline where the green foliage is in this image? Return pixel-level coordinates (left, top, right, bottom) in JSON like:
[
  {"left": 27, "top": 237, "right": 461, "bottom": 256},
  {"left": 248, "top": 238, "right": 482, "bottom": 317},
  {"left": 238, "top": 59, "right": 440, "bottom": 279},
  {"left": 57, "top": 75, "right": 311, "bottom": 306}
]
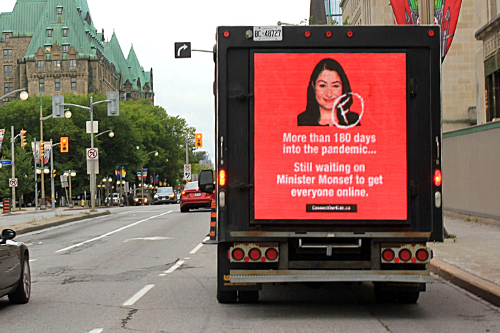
[{"left": 0, "top": 93, "right": 200, "bottom": 201}]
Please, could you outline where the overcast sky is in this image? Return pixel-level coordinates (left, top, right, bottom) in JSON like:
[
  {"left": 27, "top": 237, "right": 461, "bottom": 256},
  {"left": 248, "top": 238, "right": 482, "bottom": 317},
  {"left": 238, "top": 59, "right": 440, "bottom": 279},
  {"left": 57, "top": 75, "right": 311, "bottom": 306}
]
[{"left": 0, "top": 0, "right": 311, "bottom": 162}]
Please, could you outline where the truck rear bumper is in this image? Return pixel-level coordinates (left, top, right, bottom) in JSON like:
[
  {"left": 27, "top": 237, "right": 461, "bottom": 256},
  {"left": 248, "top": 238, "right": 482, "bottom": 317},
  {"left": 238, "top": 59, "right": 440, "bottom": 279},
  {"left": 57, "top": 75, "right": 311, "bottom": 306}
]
[{"left": 229, "top": 269, "right": 434, "bottom": 284}]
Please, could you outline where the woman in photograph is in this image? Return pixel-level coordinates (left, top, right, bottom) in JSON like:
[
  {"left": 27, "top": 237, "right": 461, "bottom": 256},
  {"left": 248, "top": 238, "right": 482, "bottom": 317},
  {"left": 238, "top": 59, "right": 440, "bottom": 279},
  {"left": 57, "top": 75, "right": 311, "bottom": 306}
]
[{"left": 297, "top": 58, "right": 360, "bottom": 127}]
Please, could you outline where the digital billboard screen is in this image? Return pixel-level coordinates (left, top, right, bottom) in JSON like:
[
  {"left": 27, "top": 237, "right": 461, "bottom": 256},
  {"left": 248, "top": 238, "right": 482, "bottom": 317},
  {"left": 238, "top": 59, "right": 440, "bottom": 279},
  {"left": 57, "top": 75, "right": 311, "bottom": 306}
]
[{"left": 254, "top": 53, "right": 407, "bottom": 221}]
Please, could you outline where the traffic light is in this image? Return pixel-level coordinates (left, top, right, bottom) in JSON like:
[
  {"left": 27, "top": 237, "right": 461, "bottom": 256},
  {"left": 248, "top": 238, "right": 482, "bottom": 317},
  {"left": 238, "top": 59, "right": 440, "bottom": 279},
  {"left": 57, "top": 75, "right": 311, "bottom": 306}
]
[
  {"left": 52, "top": 169, "right": 56, "bottom": 178},
  {"left": 60, "top": 137, "right": 68, "bottom": 153},
  {"left": 195, "top": 133, "right": 203, "bottom": 148},
  {"left": 52, "top": 95, "right": 65, "bottom": 118},
  {"left": 107, "top": 91, "right": 120, "bottom": 116},
  {"left": 40, "top": 140, "right": 44, "bottom": 158},
  {"left": 20, "top": 129, "right": 27, "bottom": 149}
]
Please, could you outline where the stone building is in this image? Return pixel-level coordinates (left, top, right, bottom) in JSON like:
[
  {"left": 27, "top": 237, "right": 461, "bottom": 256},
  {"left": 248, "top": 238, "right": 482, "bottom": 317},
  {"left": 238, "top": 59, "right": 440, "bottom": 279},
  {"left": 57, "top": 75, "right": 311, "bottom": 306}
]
[
  {"left": 312, "top": 0, "right": 484, "bottom": 132},
  {"left": 0, "top": 0, "right": 153, "bottom": 103}
]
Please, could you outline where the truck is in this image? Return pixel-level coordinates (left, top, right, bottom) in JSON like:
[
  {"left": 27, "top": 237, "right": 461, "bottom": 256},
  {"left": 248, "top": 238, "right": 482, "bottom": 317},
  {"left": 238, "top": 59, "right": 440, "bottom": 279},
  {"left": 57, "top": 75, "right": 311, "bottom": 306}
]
[{"left": 199, "top": 25, "right": 443, "bottom": 304}]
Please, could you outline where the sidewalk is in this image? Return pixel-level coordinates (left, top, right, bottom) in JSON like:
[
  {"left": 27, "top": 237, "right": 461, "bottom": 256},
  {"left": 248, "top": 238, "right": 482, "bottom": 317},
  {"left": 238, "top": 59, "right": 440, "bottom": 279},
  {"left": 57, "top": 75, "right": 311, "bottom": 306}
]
[
  {"left": 429, "top": 213, "right": 500, "bottom": 306},
  {"left": 1, "top": 207, "right": 499, "bottom": 306}
]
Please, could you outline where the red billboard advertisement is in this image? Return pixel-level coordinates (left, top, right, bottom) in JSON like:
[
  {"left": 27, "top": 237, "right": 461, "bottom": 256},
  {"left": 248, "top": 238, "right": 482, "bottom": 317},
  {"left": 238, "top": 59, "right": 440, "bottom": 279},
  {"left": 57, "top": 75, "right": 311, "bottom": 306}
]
[{"left": 254, "top": 53, "right": 407, "bottom": 220}]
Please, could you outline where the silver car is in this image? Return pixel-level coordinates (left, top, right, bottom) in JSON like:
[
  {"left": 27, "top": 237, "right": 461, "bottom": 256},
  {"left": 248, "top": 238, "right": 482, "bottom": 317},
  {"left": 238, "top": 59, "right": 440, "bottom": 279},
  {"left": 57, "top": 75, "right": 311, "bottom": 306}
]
[
  {"left": 154, "top": 187, "right": 177, "bottom": 204},
  {"left": 0, "top": 229, "right": 31, "bottom": 304}
]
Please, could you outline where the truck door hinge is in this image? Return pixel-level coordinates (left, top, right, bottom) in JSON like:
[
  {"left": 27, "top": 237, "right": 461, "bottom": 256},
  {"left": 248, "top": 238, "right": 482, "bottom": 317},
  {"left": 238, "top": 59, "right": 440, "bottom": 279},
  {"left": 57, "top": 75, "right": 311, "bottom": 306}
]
[{"left": 410, "top": 180, "right": 419, "bottom": 198}]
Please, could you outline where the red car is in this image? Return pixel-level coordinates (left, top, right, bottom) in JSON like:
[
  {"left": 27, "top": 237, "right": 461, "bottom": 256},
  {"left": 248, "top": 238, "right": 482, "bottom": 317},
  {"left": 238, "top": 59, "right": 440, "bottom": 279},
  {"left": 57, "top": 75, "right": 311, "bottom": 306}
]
[{"left": 180, "top": 181, "right": 213, "bottom": 213}]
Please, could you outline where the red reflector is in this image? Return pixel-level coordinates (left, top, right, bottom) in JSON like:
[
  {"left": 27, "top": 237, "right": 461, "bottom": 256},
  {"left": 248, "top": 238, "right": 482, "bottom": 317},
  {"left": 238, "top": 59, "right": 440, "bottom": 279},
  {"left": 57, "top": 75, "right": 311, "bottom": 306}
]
[
  {"left": 399, "top": 249, "right": 412, "bottom": 262},
  {"left": 325, "top": 31, "right": 332, "bottom": 38},
  {"left": 347, "top": 31, "right": 354, "bottom": 38},
  {"left": 434, "top": 169, "right": 442, "bottom": 186},
  {"left": 428, "top": 30, "right": 435, "bottom": 37},
  {"left": 223, "top": 31, "right": 230, "bottom": 38},
  {"left": 304, "top": 31, "right": 311, "bottom": 38},
  {"left": 416, "top": 249, "right": 429, "bottom": 261},
  {"left": 248, "top": 248, "right": 261, "bottom": 261},
  {"left": 232, "top": 248, "right": 244, "bottom": 261},
  {"left": 382, "top": 249, "right": 395, "bottom": 261},
  {"left": 219, "top": 169, "right": 226, "bottom": 187},
  {"left": 265, "top": 248, "right": 278, "bottom": 261}
]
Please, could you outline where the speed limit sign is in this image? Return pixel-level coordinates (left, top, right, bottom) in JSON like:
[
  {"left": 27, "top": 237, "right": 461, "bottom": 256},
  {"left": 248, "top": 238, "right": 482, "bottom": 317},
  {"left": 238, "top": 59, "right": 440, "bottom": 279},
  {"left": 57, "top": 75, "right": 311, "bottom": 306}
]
[{"left": 9, "top": 178, "right": 18, "bottom": 187}]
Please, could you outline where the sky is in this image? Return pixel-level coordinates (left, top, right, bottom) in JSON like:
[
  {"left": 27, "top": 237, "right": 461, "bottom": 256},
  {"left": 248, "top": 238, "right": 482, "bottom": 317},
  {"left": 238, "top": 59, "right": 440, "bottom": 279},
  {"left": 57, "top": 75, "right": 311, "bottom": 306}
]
[{"left": 0, "top": 0, "right": 312, "bottom": 163}]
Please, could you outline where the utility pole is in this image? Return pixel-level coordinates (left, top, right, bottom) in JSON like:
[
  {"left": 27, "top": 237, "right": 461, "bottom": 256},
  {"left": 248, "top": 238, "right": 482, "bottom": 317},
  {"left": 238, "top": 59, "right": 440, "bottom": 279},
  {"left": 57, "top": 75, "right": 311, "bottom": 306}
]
[
  {"left": 419, "top": 0, "right": 433, "bottom": 25},
  {"left": 10, "top": 126, "right": 15, "bottom": 211}
]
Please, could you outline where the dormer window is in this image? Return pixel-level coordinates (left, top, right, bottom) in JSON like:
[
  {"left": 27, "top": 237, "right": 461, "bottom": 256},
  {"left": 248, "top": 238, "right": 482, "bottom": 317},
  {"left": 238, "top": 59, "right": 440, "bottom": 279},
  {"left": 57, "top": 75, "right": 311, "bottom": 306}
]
[
  {"left": 47, "top": 29, "right": 53, "bottom": 38},
  {"left": 62, "top": 28, "right": 68, "bottom": 37},
  {"left": 57, "top": 7, "right": 63, "bottom": 15},
  {"left": 62, "top": 44, "right": 69, "bottom": 53},
  {"left": 45, "top": 45, "right": 51, "bottom": 53},
  {"left": 4, "top": 34, "right": 10, "bottom": 42}
]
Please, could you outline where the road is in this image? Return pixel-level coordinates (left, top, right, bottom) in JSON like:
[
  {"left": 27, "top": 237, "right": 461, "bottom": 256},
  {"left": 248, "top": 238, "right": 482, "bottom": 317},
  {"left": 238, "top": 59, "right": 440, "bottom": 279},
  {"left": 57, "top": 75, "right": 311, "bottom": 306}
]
[{"left": 1, "top": 205, "right": 499, "bottom": 333}]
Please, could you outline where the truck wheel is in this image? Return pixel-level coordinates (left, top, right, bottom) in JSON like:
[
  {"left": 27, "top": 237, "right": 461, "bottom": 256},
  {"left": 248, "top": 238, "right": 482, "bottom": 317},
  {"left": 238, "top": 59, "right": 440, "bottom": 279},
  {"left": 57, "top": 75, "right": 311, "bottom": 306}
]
[
  {"left": 217, "top": 290, "right": 237, "bottom": 304},
  {"left": 238, "top": 290, "right": 259, "bottom": 303},
  {"left": 398, "top": 291, "right": 420, "bottom": 304}
]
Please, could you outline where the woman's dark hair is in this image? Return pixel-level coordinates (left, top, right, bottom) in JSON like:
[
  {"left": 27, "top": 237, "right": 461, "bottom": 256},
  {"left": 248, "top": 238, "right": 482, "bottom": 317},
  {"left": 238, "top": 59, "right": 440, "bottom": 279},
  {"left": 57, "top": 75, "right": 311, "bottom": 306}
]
[{"left": 304, "top": 58, "right": 352, "bottom": 121}]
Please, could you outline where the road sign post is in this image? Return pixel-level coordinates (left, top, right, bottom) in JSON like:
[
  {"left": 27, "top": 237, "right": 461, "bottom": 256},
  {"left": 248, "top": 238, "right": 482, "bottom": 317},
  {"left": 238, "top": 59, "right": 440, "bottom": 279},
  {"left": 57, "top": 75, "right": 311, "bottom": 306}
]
[{"left": 184, "top": 164, "right": 191, "bottom": 181}]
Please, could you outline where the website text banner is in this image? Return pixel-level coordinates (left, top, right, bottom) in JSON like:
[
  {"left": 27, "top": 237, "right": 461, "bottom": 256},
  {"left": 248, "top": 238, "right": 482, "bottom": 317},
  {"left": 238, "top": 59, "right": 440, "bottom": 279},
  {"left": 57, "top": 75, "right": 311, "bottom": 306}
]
[{"left": 254, "top": 53, "right": 407, "bottom": 220}]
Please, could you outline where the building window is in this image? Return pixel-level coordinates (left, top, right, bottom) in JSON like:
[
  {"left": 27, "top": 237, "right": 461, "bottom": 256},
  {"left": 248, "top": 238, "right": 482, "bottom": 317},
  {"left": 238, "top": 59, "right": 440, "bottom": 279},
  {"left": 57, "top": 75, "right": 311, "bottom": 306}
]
[
  {"left": 4, "top": 65, "right": 12, "bottom": 76},
  {"left": 39, "top": 78, "right": 45, "bottom": 92},
  {"left": 55, "top": 77, "right": 61, "bottom": 91},
  {"left": 54, "top": 60, "right": 61, "bottom": 70},
  {"left": 70, "top": 59, "right": 77, "bottom": 70},
  {"left": 3, "top": 49, "right": 12, "bottom": 59},
  {"left": 57, "top": 7, "right": 63, "bottom": 15},
  {"left": 4, "top": 82, "right": 13, "bottom": 95},
  {"left": 45, "top": 45, "right": 51, "bottom": 53},
  {"left": 62, "top": 45, "right": 69, "bottom": 53},
  {"left": 62, "top": 28, "right": 68, "bottom": 37},
  {"left": 37, "top": 61, "right": 45, "bottom": 71},
  {"left": 47, "top": 29, "right": 53, "bottom": 38},
  {"left": 71, "top": 77, "right": 76, "bottom": 90},
  {"left": 4, "top": 34, "right": 10, "bottom": 42}
]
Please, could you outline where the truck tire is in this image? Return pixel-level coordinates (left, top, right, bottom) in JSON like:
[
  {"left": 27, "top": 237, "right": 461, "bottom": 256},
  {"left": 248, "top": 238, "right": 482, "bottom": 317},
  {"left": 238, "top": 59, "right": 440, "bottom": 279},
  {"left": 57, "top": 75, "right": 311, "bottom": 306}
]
[
  {"left": 374, "top": 283, "right": 420, "bottom": 304},
  {"left": 398, "top": 291, "right": 420, "bottom": 304},
  {"left": 217, "top": 289, "right": 237, "bottom": 304},
  {"left": 238, "top": 290, "right": 259, "bottom": 303}
]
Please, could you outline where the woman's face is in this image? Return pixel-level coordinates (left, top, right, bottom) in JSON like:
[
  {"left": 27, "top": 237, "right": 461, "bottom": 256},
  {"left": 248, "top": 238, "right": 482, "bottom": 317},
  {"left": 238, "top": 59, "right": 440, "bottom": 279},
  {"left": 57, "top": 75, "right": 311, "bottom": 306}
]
[{"left": 313, "top": 69, "right": 343, "bottom": 112}]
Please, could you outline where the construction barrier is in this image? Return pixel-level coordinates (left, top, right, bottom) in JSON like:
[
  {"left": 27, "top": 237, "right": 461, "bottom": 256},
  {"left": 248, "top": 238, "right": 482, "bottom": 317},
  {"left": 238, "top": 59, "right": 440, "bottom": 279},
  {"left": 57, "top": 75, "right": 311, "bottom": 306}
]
[{"left": 3, "top": 198, "right": 10, "bottom": 214}]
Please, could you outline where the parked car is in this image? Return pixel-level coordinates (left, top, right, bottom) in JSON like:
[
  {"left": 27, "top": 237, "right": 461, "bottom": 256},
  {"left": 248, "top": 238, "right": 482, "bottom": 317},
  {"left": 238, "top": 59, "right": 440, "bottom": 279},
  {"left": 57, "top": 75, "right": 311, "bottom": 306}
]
[
  {"left": 180, "top": 181, "right": 213, "bottom": 213},
  {"left": 0, "top": 229, "right": 31, "bottom": 304},
  {"left": 105, "top": 193, "right": 121, "bottom": 205},
  {"left": 154, "top": 187, "right": 177, "bottom": 204}
]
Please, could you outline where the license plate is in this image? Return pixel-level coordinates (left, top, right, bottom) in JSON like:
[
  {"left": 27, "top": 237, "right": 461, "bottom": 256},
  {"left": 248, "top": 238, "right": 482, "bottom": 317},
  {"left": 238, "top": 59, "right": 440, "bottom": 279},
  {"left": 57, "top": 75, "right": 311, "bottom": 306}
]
[
  {"left": 194, "top": 193, "right": 201, "bottom": 197},
  {"left": 253, "top": 26, "right": 283, "bottom": 41}
]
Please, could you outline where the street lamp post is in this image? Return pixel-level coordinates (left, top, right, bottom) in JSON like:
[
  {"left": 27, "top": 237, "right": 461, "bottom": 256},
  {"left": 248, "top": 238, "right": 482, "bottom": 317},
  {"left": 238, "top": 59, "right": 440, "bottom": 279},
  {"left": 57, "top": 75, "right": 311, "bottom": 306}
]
[
  {"left": 64, "top": 170, "right": 76, "bottom": 208},
  {"left": 39, "top": 85, "right": 47, "bottom": 210},
  {"left": 140, "top": 150, "right": 159, "bottom": 206}
]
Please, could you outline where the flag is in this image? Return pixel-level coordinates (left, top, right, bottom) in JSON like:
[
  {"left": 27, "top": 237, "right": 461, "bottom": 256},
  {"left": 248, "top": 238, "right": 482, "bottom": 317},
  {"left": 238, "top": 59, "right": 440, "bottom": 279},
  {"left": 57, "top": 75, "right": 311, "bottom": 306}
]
[
  {"left": 0, "top": 129, "right": 4, "bottom": 155},
  {"left": 390, "top": 0, "right": 462, "bottom": 61},
  {"left": 32, "top": 141, "right": 41, "bottom": 166},
  {"left": 43, "top": 141, "right": 52, "bottom": 165}
]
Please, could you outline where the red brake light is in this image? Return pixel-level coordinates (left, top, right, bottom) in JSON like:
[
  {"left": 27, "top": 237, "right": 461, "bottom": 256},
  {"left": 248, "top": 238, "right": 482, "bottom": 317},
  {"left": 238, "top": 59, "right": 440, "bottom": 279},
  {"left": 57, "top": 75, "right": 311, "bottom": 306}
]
[
  {"left": 304, "top": 31, "right": 311, "bottom": 38},
  {"left": 434, "top": 169, "right": 442, "bottom": 186},
  {"left": 219, "top": 169, "right": 226, "bottom": 187},
  {"left": 325, "top": 31, "right": 332, "bottom": 38},
  {"left": 265, "top": 248, "right": 278, "bottom": 261},
  {"left": 382, "top": 249, "right": 395, "bottom": 262},
  {"left": 248, "top": 248, "right": 261, "bottom": 261},
  {"left": 399, "top": 249, "right": 412, "bottom": 262},
  {"left": 416, "top": 249, "right": 429, "bottom": 261},
  {"left": 347, "top": 31, "right": 354, "bottom": 38},
  {"left": 223, "top": 31, "right": 230, "bottom": 38},
  {"left": 232, "top": 248, "right": 244, "bottom": 261},
  {"left": 428, "top": 30, "right": 435, "bottom": 37}
]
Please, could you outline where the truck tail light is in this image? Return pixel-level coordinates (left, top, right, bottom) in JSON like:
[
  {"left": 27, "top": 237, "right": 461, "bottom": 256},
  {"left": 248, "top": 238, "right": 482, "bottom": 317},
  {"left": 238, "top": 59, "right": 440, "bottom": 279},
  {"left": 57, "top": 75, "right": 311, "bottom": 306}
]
[
  {"left": 434, "top": 169, "right": 442, "bottom": 186},
  {"left": 399, "top": 249, "right": 412, "bottom": 262},
  {"left": 248, "top": 248, "right": 261, "bottom": 261},
  {"left": 219, "top": 169, "right": 226, "bottom": 187},
  {"left": 229, "top": 244, "right": 279, "bottom": 263},
  {"left": 416, "top": 249, "right": 429, "bottom": 262},
  {"left": 232, "top": 248, "right": 244, "bottom": 261},
  {"left": 265, "top": 248, "right": 278, "bottom": 261},
  {"left": 382, "top": 249, "right": 395, "bottom": 262}
]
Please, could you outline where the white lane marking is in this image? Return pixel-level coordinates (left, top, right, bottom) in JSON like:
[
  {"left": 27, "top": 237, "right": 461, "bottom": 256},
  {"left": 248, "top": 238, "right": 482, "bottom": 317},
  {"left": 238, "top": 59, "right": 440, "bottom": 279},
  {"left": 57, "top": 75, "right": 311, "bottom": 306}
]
[
  {"left": 56, "top": 211, "right": 173, "bottom": 253},
  {"left": 123, "top": 237, "right": 172, "bottom": 242},
  {"left": 190, "top": 243, "right": 204, "bottom": 254},
  {"left": 184, "top": 257, "right": 191, "bottom": 260},
  {"left": 160, "top": 260, "right": 185, "bottom": 276},
  {"left": 123, "top": 284, "right": 155, "bottom": 307},
  {"left": 88, "top": 328, "right": 103, "bottom": 333},
  {"left": 29, "top": 259, "right": 37, "bottom": 263}
]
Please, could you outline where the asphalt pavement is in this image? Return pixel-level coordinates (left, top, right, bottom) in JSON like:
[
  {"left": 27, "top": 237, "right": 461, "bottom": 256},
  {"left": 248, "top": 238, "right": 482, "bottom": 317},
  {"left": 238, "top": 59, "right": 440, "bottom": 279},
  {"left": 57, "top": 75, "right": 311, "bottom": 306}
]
[{"left": 1, "top": 206, "right": 499, "bottom": 307}]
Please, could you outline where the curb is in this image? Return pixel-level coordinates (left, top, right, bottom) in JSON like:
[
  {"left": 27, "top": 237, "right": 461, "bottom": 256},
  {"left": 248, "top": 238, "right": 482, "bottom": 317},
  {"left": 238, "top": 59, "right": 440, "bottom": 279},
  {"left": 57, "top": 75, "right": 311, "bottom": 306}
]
[
  {"left": 10, "top": 211, "right": 111, "bottom": 235},
  {"left": 430, "top": 258, "right": 500, "bottom": 307}
]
